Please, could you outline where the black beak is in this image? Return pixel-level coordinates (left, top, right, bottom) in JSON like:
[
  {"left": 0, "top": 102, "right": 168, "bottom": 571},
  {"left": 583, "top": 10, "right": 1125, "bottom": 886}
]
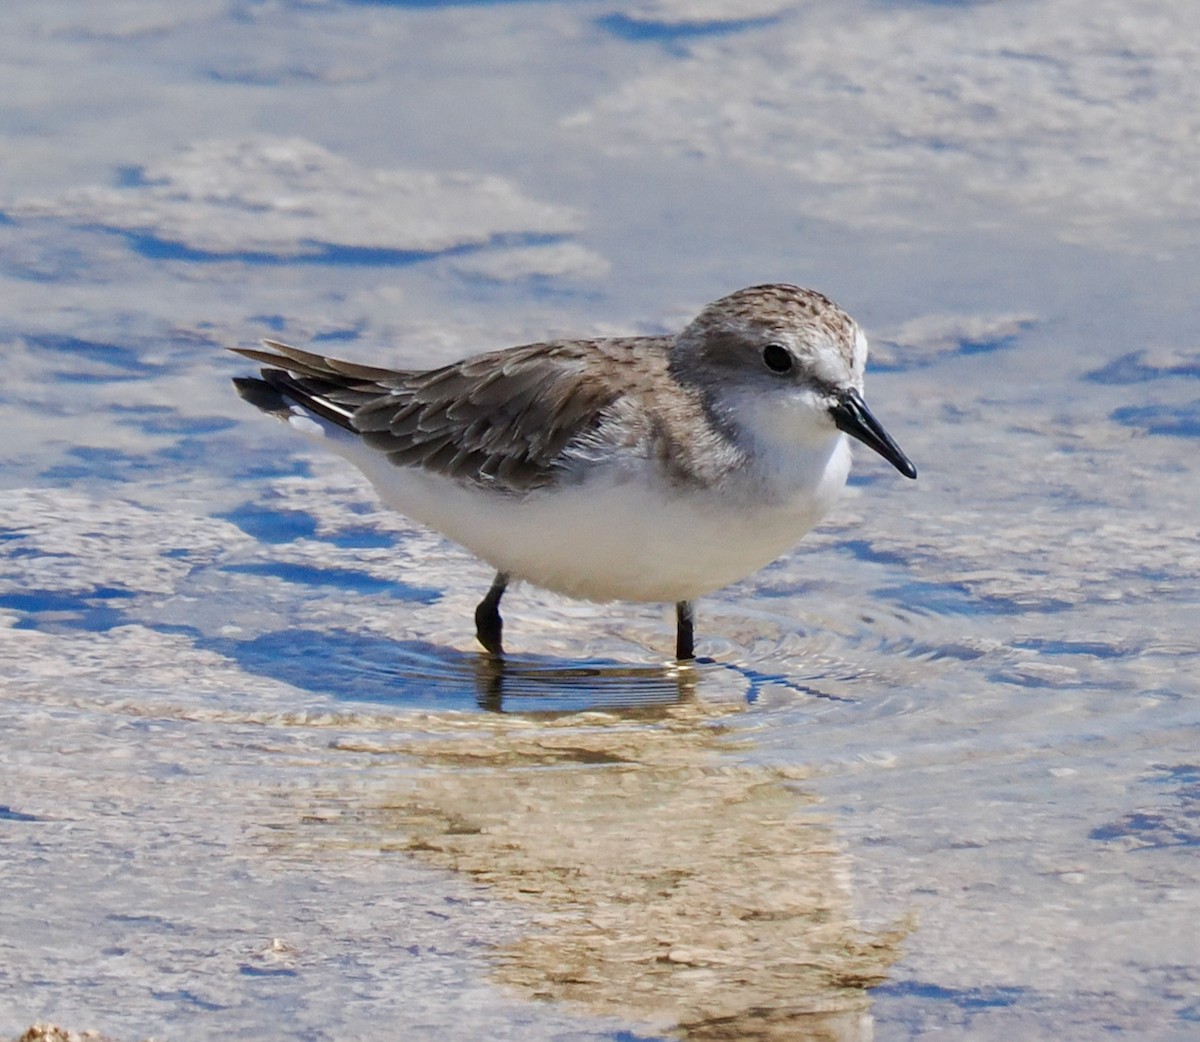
[{"left": 829, "top": 388, "right": 917, "bottom": 479}]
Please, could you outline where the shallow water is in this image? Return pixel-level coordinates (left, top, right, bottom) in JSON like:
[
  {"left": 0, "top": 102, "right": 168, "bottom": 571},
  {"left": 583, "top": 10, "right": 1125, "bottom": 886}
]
[{"left": 2, "top": 1, "right": 1199, "bottom": 1040}]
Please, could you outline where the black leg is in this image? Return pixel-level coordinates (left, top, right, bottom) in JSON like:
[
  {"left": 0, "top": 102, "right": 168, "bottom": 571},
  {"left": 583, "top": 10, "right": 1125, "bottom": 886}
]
[
  {"left": 675, "top": 600, "right": 695, "bottom": 661},
  {"left": 474, "top": 572, "right": 508, "bottom": 656}
]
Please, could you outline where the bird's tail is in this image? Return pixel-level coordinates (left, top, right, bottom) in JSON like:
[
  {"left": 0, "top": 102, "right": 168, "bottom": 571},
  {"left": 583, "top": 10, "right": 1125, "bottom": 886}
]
[
  {"left": 229, "top": 340, "right": 403, "bottom": 432},
  {"left": 232, "top": 374, "right": 295, "bottom": 419}
]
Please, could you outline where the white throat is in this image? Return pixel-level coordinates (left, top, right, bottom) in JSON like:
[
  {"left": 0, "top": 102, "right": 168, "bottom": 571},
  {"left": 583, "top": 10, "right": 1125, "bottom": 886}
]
[{"left": 716, "top": 386, "right": 852, "bottom": 510}]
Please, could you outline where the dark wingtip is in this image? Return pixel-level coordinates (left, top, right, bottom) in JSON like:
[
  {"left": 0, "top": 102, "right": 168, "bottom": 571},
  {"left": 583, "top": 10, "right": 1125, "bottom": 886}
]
[
  {"left": 233, "top": 369, "right": 359, "bottom": 431},
  {"left": 232, "top": 374, "right": 292, "bottom": 418}
]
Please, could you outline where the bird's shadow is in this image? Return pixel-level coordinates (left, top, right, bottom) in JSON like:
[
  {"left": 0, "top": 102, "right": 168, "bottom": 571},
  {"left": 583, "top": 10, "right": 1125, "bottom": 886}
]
[{"left": 217, "top": 626, "right": 704, "bottom": 716}]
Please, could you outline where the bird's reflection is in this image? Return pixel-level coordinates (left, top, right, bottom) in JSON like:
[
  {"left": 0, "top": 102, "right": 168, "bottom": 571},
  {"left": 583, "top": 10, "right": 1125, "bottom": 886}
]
[
  {"left": 247, "top": 630, "right": 909, "bottom": 1036},
  {"left": 470, "top": 653, "right": 701, "bottom": 715}
]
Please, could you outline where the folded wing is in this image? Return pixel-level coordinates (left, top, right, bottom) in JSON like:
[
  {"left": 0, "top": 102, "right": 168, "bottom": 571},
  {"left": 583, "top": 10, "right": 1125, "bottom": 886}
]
[{"left": 232, "top": 339, "right": 623, "bottom": 491}]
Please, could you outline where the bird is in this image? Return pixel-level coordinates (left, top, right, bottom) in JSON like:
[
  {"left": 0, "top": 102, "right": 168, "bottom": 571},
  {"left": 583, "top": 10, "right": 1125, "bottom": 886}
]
[{"left": 230, "top": 283, "right": 916, "bottom": 661}]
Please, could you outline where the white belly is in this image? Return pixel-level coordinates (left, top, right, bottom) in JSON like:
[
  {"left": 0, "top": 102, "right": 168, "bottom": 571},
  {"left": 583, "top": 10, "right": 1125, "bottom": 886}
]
[{"left": 336, "top": 430, "right": 853, "bottom": 603}]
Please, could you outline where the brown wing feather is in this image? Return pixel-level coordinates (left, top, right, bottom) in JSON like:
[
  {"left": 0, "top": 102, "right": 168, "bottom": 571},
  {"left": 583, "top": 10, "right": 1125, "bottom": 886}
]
[
  {"left": 353, "top": 343, "right": 622, "bottom": 491},
  {"left": 231, "top": 338, "right": 652, "bottom": 492}
]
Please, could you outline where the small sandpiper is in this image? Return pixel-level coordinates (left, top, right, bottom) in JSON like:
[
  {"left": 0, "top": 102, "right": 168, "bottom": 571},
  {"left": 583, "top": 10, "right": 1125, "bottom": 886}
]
[{"left": 231, "top": 284, "right": 916, "bottom": 660}]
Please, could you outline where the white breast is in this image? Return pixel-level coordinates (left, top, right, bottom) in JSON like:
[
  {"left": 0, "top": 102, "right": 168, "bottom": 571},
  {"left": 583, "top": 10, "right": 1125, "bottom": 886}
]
[{"left": 326, "top": 421, "right": 853, "bottom": 603}]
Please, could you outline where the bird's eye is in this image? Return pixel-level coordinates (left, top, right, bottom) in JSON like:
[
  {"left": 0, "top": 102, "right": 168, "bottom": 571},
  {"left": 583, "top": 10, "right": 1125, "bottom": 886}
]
[{"left": 762, "top": 343, "right": 793, "bottom": 373}]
